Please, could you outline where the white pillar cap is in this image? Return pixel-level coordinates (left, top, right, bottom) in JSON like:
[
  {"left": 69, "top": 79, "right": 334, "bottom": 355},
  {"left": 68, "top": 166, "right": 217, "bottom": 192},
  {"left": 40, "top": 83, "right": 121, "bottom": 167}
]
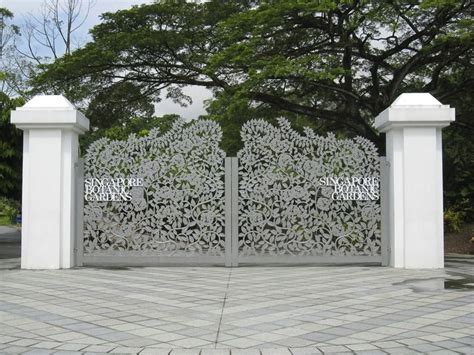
[
  {"left": 374, "top": 93, "right": 455, "bottom": 132},
  {"left": 11, "top": 95, "right": 89, "bottom": 134}
]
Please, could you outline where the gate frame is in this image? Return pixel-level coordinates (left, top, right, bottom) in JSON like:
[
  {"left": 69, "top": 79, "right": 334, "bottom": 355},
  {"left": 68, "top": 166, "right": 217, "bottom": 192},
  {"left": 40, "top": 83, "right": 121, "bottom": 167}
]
[
  {"left": 76, "top": 156, "right": 388, "bottom": 267},
  {"left": 225, "top": 157, "right": 239, "bottom": 267},
  {"left": 380, "top": 157, "right": 390, "bottom": 266},
  {"left": 74, "top": 159, "right": 84, "bottom": 267},
  {"left": 232, "top": 157, "right": 387, "bottom": 266}
]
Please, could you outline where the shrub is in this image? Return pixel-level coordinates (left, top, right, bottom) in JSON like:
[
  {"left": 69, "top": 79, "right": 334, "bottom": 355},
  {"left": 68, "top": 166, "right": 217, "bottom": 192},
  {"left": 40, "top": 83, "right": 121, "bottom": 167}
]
[
  {"left": 444, "top": 208, "right": 465, "bottom": 233},
  {"left": 0, "top": 197, "right": 20, "bottom": 225}
]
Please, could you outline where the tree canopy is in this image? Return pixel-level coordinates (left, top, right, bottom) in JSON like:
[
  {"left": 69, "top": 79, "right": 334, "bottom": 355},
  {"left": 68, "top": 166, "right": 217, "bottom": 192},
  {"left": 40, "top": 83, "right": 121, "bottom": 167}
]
[
  {"left": 19, "top": 0, "right": 474, "bottom": 219},
  {"left": 0, "top": 92, "right": 24, "bottom": 200},
  {"left": 34, "top": 0, "right": 472, "bottom": 143}
]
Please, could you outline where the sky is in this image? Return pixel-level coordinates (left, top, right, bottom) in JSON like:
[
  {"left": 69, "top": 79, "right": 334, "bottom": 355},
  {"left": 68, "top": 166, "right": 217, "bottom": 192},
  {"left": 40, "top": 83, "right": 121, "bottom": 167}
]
[{"left": 1, "top": 0, "right": 212, "bottom": 120}]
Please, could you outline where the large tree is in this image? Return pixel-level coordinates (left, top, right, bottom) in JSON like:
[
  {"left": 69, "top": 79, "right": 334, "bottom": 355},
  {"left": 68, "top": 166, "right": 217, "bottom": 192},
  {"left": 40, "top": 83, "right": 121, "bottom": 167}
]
[
  {"left": 0, "top": 92, "right": 24, "bottom": 200},
  {"left": 0, "top": 2, "right": 96, "bottom": 202},
  {"left": 32, "top": 0, "right": 474, "bottom": 216},
  {"left": 33, "top": 0, "right": 472, "bottom": 140}
]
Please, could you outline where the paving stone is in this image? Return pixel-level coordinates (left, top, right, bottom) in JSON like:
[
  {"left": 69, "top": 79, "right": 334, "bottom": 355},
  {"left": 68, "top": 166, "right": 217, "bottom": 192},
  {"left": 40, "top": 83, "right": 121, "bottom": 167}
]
[
  {"left": 167, "top": 350, "right": 201, "bottom": 355},
  {"left": 168, "top": 338, "right": 212, "bottom": 348},
  {"left": 426, "top": 350, "right": 460, "bottom": 355},
  {"left": 117, "top": 338, "right": 158, "bottom": 347},
  {"left": 200, "top": 349, "right": 230, "bottom": 355},
  {"left": 112, "top": 346, "right": 144, "bottom": 354},
  {"left": 54, "top": 343, "right": 88, "bottom": 351},
  {"left": 32, "top": 342, "right": 63, "bottom": 349},
  {"left": 450, "top": 346, "right": 474, "bottom": 353},
  {"left": 350, "top": 332, "right": 388, "bottom": 341},
  {"left": 372, "top": 341, "right": 401, "bottom": 349},
  {"left": 317, "top": 345, "right": 351, "bottom": 353},
  {"left": 0, "top": 261, "right": 472, "bottom": 354},
  {"left": 219, "top": 337, "right": 263, "bottom": 348},
  {"left": 260, "top": 348, "right": 291, "bottom": 355},
  {"left": 1, "top": 346, "right": 32, "bottom": 354},
  {"left": 95, "top": 331, "right": 135, "bottom": 342},
  {"left": 346, "top": 343, "right": 379, "bottom": 351},
  {"left": 385, "top": 347, "right": 423, "bottom": 354},
  {"left": 408, "top": 344, "right": 446, "bottom": 352},
  {"left": 300, "top": 332, "right": 336, "bottom": 342},
  {"left": 273, "top": 337, "right": 315, "bottom": 348},
  {"left": 230, "top": 350, "right": 260, "bottom": 355},
  {"left": 321, "top": 327, "right": 356, "bottom": 336},
  {"left": 67, "top": 336, "right": 104, "bottom": 345},
  {"left": 23, "top": 350, "right": 54, "bottom": 355},
  {"left": 396, "top": 338, "right": 427, "bottom": 346},
  {"left": 48, "top": 332, "right": 87, "bottom": 342},
  {"left": 139, "top": 349, "right": 171, "bottom": 355},
  {"left": 82, "top": 345, "right": 117, "bottom": 353},
  {"left": 289, "top": 348, "right": 322, "bottom": 355},
  {"left": 249, "top": 332, "right": 288, "bottom": 342},
  {"left": 455, "top": 336, "right": 474, "bottom": 346},
  {"left": 7, "top": 338, "right": 40, "bottom": 347}
]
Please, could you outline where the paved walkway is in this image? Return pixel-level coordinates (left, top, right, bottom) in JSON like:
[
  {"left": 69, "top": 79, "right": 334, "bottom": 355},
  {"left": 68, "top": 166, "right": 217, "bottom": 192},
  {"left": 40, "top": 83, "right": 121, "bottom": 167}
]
[{"left": 0, "top": 254, "right": 473, "bottom": 354}]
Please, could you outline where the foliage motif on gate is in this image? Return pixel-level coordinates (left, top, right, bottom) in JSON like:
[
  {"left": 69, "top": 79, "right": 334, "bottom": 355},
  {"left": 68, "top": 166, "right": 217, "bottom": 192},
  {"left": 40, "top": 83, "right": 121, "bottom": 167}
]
[
  {"left": 83, "top": 119, "right": 226, "bottom": 257},
  {"left": 238, "top": 118, "right": 381, "bottom": 257}
]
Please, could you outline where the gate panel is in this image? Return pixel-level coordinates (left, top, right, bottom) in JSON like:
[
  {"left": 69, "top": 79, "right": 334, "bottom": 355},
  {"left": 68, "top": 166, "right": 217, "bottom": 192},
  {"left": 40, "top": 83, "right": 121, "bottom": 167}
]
[
  {"left": 82, "top": 120, "right": 226, "bottom": 265},
  {"left": 80, "top": 118, "right": 385, "bottom": 266},
  {"left": 237, "top": 119, "right": 382, "bottom": 263}
]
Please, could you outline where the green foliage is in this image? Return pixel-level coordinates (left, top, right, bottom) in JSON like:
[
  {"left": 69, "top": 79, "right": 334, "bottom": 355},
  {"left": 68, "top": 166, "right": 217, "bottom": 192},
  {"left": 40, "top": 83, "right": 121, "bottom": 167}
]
[
  {"left": 0, "top": 197, "right": 20, "bottom": 225},
  {"left": 33, "top": 0, "right": 472, "bottom": 141},
  {"left": 85, "top": 81, "right": 155, "bottom": 130},
  {"left": 444, "top": 208, "right": 465, "bottom": 233},
  {"left": 0, "top": 92, "right": 24, "bottom": 201},
  {"left": 443, "top": 126, "right": 474, "bottom": 223},
  {"left": 439, "top": 57, "right": 474, "bottom": 223},
  {"left": 81, "top": 114, "right": 180, "bottom": 152},
  {"left": 30, "top": 0, "right": 473, "bottom": 221}
]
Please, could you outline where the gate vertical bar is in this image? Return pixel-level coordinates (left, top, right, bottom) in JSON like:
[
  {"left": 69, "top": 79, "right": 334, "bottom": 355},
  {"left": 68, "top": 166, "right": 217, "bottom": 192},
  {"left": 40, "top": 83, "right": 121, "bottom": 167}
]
[
  {"left": 380, "top": 156, "right": 390, "bottom": 266},
  {"left": 225, "top": 158, "right": 232, "bottom": 267},
  {"left": 74, "top": 159, "right": 84, "bottom": 267},
  {"left": 231, "top": 157, "right": 239, "bottom": 266}
]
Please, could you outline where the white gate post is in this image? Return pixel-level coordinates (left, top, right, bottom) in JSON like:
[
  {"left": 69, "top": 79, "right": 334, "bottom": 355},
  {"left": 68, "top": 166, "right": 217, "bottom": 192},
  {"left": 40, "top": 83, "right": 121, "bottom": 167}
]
[
  {"left": 11, "top": 95, "right": 89, "bottom": 269},
  {"left": 374, "top": 93, "right": 454, "bottom": 268}
]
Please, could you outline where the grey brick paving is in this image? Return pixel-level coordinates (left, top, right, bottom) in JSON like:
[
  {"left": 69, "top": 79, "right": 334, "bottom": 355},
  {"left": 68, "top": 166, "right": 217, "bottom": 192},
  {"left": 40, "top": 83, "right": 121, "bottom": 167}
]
[{"left": 0, "top": 256, "right": 472, "bottom": 354}]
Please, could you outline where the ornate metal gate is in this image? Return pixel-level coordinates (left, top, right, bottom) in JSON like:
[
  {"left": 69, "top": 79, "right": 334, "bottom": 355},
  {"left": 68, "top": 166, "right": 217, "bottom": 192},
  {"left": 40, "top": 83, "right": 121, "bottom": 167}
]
[
  {"left": 77, "top": 119, "right": 388, "bottom": 266},
  {"left": 235, "top": 119, "right": 385, "bottom": 264},
  {"left": 80, "top": 120, "right": 226, "bottom": 265}
]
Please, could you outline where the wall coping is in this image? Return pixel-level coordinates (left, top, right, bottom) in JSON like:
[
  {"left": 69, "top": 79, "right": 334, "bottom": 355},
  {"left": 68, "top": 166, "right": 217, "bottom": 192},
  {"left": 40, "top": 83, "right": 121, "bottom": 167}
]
[
  {"left": 11, "top": 95, "right": 89, "bottom": 134},
  {"left": 374, "top": 93, "right": 455, "bottom": 133}
]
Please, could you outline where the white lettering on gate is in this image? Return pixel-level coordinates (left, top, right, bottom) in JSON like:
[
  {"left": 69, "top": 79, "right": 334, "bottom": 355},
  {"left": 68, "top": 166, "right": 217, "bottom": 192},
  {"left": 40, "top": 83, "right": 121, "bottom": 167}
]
[
  {"left": 84, "top": 177, "right": 144, "bottom": 202},
  {"left": 319, "top": 176, "right": 379, "bottom": 201}
]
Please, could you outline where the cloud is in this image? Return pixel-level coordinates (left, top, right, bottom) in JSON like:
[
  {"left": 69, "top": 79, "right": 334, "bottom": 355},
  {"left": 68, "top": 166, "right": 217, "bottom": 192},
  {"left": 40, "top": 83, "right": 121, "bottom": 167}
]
[{"left": 155, "top": 86, "right": 213, "bottom": 121}]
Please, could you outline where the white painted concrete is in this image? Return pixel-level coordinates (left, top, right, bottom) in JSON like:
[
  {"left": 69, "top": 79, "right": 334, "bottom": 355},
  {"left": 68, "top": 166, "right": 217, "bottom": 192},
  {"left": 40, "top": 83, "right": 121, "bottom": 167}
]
[
  {"left": 11, "top": 95, "right": 89, "bottom": 269},
  {"left": 375, "top": 93, "right": 455, "bottom": 269}
]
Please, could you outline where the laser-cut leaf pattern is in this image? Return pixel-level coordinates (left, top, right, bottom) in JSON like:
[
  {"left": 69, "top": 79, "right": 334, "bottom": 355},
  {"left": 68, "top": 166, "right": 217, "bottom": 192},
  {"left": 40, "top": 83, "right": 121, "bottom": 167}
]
[
  {"left": 83, "top": 119, "right": 226, "bottom": 256},
  {"left": 238, "top": 118, "right": 381, "bottom": 257}
]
